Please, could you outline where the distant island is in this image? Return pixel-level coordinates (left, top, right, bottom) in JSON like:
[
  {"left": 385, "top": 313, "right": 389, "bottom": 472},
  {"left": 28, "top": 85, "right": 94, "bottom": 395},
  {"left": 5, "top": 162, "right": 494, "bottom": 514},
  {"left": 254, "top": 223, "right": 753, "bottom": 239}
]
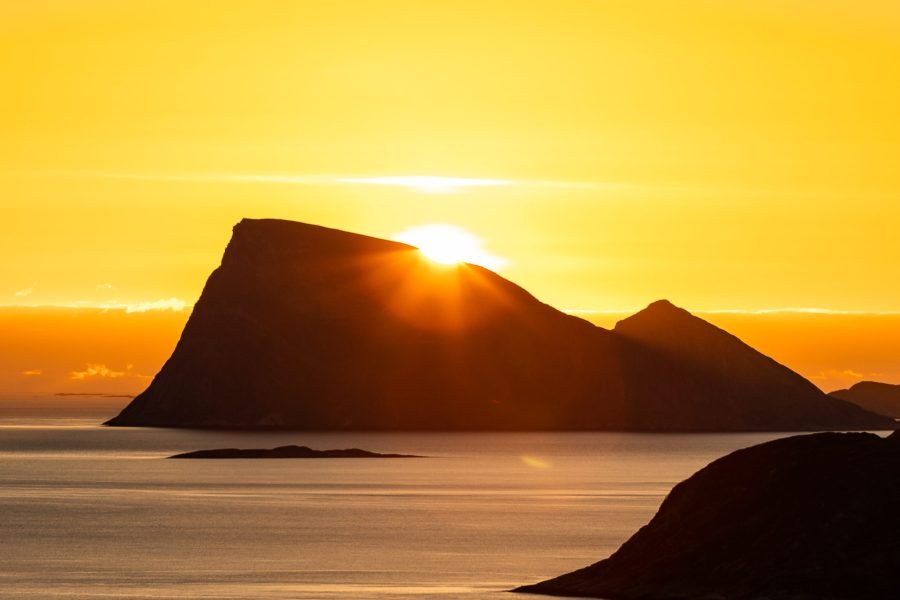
[
  {"left": 56, "top": 392, "right": 135, "bottom": 398},
  {"left": 516, "top": 430, "right": 900, "bottom": 599},
  {"left": 830, "top": 381, "right": 900, "bottom": 419},
  {"left": 170, "top": 445, "right": 421, "bottom": 459},
  {"left": 107, "top": 218, "right": 895, "bottom": 432}
]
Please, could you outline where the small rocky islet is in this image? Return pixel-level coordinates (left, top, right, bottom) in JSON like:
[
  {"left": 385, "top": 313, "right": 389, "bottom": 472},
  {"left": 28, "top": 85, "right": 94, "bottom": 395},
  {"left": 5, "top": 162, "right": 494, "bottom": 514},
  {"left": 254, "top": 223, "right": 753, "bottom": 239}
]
[{"left": 169, "top": 445, "right": 422, "bottom": 459}]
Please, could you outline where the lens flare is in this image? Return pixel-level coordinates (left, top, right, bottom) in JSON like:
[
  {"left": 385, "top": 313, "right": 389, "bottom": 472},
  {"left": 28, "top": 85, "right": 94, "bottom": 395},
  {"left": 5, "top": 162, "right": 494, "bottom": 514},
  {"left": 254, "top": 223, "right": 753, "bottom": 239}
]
[{"left": 393, "top": 224, "right": 508, "bottom": 270}]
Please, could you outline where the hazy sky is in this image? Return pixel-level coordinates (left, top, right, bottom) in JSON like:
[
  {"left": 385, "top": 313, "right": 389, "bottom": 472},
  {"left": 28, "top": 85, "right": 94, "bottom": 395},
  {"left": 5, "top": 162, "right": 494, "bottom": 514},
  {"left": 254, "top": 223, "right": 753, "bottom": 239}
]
[
  {"left": 3, "top": 0, "right": 899, "bottom": 312},
  {"left": 2, "top": 2, "right": 899, "bottom": 395},
  {"left": 4, "top": 307, "right": 899, "bottom": 400}
]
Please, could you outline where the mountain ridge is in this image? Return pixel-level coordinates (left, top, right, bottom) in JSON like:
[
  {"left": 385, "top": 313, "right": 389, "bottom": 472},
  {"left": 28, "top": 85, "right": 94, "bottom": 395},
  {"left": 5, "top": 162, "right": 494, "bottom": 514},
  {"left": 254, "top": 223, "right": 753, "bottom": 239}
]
[
  {"left": 107, "top": 218, "right": 894, "bottom": 432},
  {"left": 830, "top": 381, "right": 900, "bottom": 419}
]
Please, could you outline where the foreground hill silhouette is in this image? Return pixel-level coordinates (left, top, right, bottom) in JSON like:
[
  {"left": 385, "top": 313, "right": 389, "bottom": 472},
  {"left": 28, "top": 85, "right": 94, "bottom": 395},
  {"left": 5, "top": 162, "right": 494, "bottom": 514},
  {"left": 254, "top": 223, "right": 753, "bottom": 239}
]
[
  {"left": 830, "top": 381, "right": 900, "bottom": 419},
  {"left": 107, "top": 219, "right": 893, "bottom": 431},
  {"left": 516, "top": 431, "right": 900, "bottom": 600}
]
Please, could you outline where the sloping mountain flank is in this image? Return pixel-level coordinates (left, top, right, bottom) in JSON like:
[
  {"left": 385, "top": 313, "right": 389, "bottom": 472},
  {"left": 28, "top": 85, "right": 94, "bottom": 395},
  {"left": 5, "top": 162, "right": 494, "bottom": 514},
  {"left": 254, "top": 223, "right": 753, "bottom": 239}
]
[
  {"left": 830, "top": 381, "right": 900, "bottom": 419},
  {"left": 107, "top": 219, "right": 894, "bottom": 432},
  {"left": 613, "top": 300, "right": 890, "bottom": 431},
  {"left": 109, "top": 219, "right": 625, "bottom": 429}
]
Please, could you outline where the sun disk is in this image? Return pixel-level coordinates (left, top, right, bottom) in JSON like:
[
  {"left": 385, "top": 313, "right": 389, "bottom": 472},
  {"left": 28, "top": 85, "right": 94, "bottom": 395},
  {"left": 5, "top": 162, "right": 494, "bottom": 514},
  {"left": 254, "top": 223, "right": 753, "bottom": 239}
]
[{"left": 393, "top": 224, "right": 508, "bottom": 270}]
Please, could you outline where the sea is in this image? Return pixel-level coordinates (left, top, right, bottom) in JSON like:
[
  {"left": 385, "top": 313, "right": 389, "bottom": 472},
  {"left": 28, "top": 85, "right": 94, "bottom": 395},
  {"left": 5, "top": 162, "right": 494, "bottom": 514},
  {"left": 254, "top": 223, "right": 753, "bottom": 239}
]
[{"left": 1, "top": 403, "right": 804, "bottom": 600}]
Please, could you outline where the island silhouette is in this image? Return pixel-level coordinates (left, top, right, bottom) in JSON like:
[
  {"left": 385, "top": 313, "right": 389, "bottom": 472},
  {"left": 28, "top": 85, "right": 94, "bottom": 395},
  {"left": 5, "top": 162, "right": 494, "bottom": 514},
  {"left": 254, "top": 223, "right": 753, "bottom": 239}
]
[
  {"left": 169, "top": 445, "right": 420, "bottom": 459},
  {"left": 516, "top": 430, "right": 900, "bottom": 599},
  {"left": 107, "top": 219, "right": 894, "bottom": 432},
  {"left": 830, "top": 381, "right": 900, "bottom": 419}
]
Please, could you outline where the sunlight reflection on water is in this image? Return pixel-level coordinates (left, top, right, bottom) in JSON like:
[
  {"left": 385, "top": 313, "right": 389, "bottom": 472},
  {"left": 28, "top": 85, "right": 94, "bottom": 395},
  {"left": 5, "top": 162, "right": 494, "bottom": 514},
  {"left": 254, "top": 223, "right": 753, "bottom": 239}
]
[{"left": 0, "top": 405, "right": 794, "bottom": 599}]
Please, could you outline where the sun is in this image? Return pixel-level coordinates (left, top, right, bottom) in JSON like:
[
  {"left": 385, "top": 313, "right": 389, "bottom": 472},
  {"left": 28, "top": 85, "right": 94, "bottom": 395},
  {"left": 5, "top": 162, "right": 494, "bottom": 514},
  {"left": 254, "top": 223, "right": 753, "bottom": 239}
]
[{"left": 393, "top": 224, "right": 508, "bottom": 270}]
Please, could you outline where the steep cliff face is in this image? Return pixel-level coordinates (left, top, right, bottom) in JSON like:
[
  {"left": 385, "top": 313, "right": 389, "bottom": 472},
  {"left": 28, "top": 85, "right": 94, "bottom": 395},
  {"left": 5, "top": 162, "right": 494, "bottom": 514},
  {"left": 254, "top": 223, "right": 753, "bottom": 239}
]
[
  {"left": 108, "top": 219, "right": 626, "bottom": 429},
  {"left": 107, "top": 219, "right": 895, "bottom": 431},
  {"left": 831, "top": 381, "right": 900, "bottom": 419},
  {"left": 517, "top": 431, "right": 900, "bottom": 600}
]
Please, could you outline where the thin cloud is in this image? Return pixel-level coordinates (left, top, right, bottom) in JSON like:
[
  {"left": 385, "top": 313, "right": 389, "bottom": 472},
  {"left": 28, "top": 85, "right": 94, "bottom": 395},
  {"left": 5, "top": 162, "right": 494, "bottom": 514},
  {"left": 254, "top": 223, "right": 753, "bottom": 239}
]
[
  {"left": 338, "top": 175, "right": 513, "bottom": 193},
  {"left": 811, "top": 369, "right": 887, "bottom": 383},
  {"left": 16, "top": 168, "right": 898, "bottom": 200},
  {"left": 34, "top": 170, "right": 625, "bottom": 193},
  {"left": 14, "top": 288, "right": 33, "bottom": 297},
  {"left": 69, "top": 364, "right": 126, "bottom": 380},
  {"left": 82, "top": 298, "right": 190, "bottom": 313},
  {"left": 694, "top": 308, "right": 900, "bottom": 316},
  {"left": 113, "top": 298, "right": 189, "bottom": 313},
  {"left": 21, "top": 369, "right": 43, "bottom": 376},
  {"left": 565, "top": 307, "right": 900, "bottom": 316},
  {"left": 3, "top": 298, "right": 192, "bottom": 313}
]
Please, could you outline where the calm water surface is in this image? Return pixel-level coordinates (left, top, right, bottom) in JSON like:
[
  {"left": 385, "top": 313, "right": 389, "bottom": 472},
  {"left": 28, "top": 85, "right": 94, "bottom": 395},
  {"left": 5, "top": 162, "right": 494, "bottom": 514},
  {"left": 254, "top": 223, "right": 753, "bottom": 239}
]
[{"left": 0, "top": 405, "right": 798, "bottom": 599}]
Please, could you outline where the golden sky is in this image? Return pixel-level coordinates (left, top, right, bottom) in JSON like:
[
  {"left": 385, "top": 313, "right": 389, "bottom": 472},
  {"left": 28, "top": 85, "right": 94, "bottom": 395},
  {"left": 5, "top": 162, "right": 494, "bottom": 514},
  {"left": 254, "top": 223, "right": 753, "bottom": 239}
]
[
  {"left": 3, "top": 307, "right": 899, "bottom": 402},
  {"left": 2, "top": 1, "right": 899, "bottom": 395}
]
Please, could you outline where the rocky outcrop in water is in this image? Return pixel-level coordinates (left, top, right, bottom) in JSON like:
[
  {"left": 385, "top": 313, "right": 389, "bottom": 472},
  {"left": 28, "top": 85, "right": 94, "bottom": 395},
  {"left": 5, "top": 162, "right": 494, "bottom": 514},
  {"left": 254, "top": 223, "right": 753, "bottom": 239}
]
[
  {"left": 169, "top": 445, "right": 420, "bottom": 459},
  {"left": 107, "top": 218, "right": 895, "bottom": 432},
  {"left": 516, "top": 431, "right": 900, "bottom": 600}
]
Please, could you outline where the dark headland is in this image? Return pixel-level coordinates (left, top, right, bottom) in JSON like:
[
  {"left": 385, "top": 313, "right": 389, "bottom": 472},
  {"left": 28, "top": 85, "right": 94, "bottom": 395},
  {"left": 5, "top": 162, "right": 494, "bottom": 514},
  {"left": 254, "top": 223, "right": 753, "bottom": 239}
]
[
  {"left": 169, "top": 445, "right": 420, "bottom": 459},
  {"left": 830, "top": 381, "right": 900, "bottom": 419},
  {"left": 516, "top": 430, "right": 900, "bottom": 600},
  {"left": 107, "top": 218, "right": 895, "bottom": 432}
]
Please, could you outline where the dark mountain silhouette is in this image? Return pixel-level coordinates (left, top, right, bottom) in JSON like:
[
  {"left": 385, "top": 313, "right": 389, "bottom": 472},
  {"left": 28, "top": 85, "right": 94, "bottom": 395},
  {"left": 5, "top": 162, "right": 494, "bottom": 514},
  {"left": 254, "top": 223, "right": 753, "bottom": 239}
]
[
  {"left": 516, "top": 431, "right": 900, "bottom": 600},
  {"left": 831, "top": 381, "right": 900, "bottom": 419},
  {"left": 169, "top": 445, "right": 420, "bottom": 459},
  {"left": 108, "top": 219, "right": 625, "bottom": 429},
  {"left": 106, "top": 219, "right": 894, "bottom": 431},
  {"left": 612, "top": 300, "right": 886, "bottom": 431}
]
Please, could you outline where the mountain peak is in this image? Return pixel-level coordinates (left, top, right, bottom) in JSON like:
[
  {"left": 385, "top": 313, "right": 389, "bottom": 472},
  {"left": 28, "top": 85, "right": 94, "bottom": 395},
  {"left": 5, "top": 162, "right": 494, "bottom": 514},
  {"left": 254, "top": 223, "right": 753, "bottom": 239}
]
[
  {"left": 223, "top": 218, "right": 413, "bottom": 267},
  {"left": 645, "top": 298, "right": 678, "bottom": 310},
  {"left": 830, "top": 381, "right": 900, "bottom": 419},
  {"left": 846, "top": 380, "right": 900, "bottom": 393},
  {"left": 106, "top": 219, "right": 895, "bottom": 432},
  {"left": 614, "top": 299, "right": 697, "bottom": 334},
  {"left": 107, "top": 218, "right": 626, "bottom": 429},
  {"left": 637, "top": 298, "right": 690, "bottom": 316},
  {"left": 615, "top": 298, "right": 775, "bottom": 368},
  {"left": 609, "top": 298, "right": 893, "bottom": 431}
]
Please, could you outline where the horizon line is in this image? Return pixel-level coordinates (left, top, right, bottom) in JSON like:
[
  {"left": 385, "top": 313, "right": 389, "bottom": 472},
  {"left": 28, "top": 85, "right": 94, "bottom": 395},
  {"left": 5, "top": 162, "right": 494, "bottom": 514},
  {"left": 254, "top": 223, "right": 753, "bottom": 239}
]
[
  {"left": 3, "top": 301, "right": 900, "bottom": 317},
  {"left": 565, "top": 307, "right": 900, "bottom": 316}
]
